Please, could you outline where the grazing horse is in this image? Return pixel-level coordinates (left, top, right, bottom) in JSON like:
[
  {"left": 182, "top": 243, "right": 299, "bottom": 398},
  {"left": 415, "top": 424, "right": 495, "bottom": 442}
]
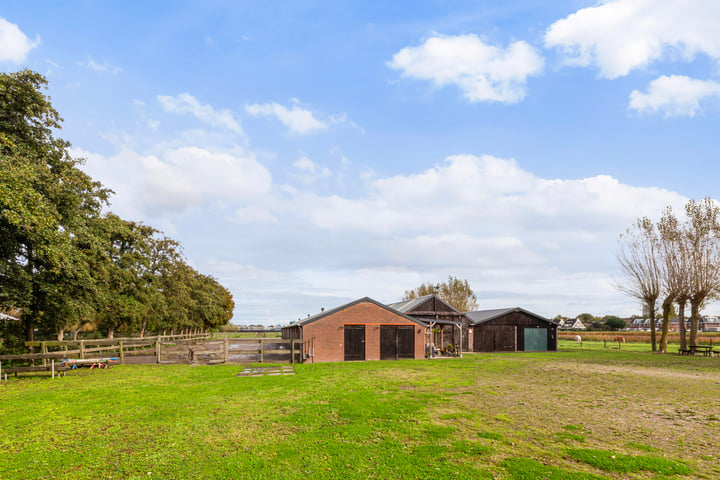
[
  {"left": 574, "top": 335, "right": 582, "bottom": 346},
  {"left": 612, "top": 336, "right": 626, "bottom": 344}
]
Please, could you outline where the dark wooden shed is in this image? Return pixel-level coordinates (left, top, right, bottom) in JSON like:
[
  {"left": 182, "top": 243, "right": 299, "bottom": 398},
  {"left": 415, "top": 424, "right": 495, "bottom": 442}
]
[{"left": 466, "top": 308, "right": 557, "bottom": 352}]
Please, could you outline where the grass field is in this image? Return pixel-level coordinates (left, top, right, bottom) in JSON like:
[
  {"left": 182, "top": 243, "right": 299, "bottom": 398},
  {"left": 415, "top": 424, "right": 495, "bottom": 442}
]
[{"left": 1, "top": 348, "right": 719, "bottom": 479}]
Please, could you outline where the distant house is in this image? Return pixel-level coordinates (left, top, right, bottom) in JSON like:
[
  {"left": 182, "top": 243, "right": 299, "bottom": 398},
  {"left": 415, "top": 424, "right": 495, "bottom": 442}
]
[
  {"left": 465, "top": 308, "right": 558, "bottom": 352},
  {"left": 560, "top": 318, "right": 586, "bottom": 330},
  {"left": 281, "top": 297, "right": 427, "bottom": 363}
]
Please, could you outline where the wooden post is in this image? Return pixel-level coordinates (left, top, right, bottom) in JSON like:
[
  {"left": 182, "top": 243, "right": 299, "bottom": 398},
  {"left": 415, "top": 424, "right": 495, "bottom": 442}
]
[
  {"left": 156, "top": 336, "right": 162, "bottom": 364},
  {"left": 259, "top": 339, "right": 263, "bottom": 363},
  {"left": 119, "top": 341, "right": 125, "bottom": 365},
  {"left": 224, "top": 334, "right": 229, "bottom": 363},
  {"left": 51, "top": 359, "right": 55, "bottom": 379},
  {"left": 80, "top": 340, "right": 85, "bottom": 359},
  {"left": 41, "top": 342, "right": 48, "bottom": 366},
  {"left": 291, "top": 339, "right": 295, "bottom": 364}
]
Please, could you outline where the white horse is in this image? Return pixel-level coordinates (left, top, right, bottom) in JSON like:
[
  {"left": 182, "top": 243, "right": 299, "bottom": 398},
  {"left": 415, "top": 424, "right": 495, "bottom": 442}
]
[{"left": 575, "top": 335, "right": 582, "bottom": 346}]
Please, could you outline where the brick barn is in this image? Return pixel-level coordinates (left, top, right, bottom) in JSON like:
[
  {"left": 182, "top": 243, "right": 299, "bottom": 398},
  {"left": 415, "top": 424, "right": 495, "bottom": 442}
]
[
  {"left": 466, "top": 308, "right": 557, "bottom": 352},
  {"left": 281, "top": 297, "right": 427, "bottom": 363}
]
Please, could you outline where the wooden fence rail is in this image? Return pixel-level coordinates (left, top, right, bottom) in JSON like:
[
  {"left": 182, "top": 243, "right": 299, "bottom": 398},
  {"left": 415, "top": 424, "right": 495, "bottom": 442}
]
[{"left": 1, "top": 334, "right": 304, "bottom": 377}]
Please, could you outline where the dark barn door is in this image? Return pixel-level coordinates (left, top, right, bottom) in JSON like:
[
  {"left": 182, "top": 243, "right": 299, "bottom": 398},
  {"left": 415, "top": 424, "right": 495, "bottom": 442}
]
[
  {"left": 381, "top": 326, "right": 415, "bottom": 360},
  {"left": 494, "top": 326, "right": 516, "bottom": 351},
  {"left": 344, "top": 325, "right": 365, "bottom": 361},
  {"left": 396, "top": 326, "right": 415, "bottom": 359}
]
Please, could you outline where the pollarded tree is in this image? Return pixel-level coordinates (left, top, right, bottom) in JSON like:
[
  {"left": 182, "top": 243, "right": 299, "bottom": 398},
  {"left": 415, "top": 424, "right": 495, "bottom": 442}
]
[
  {"left": 616, "top": 217, "right": 661, "bottom": 352},
  {"left": 656, "top": 207, "right": 686, "bottom": 353},
  {"left": 683, "top": 198, "right": 720, "bottom": 347},
  {"left": 403, "top": 276, "right": 478, "bottom": 312}
]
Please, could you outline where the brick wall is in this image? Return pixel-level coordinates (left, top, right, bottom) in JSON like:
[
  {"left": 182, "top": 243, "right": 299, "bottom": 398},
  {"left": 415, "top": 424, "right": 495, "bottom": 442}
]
[{"left": 302, "top": 301, "right": 425, "bottom": 363}]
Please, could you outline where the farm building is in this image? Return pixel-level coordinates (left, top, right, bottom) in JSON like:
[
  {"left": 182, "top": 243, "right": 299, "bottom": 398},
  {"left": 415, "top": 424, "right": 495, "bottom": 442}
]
[
  {"left": 388, "top": 295, "right": 469, "bottom": 353},
  {"left": 282, "top": 297, "right": 427, "bottom": 363},
  {"left": 466, "top": 308, "right": 558, "bottom": 352},
  {"left": 559, "top": 318, "right": 586, "bottom": 330}
]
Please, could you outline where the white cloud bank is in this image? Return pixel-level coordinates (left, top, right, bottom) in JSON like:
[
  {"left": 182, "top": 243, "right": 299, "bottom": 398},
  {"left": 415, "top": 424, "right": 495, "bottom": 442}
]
[
  {"left": 75, "top": 145, "right": 271, "bottom": 218},
  {"left": 159, "top": 93, "right": 244, "bottom": 135},
  {"left": 0, "top": 17, "right": 40, "bottom": 62},
  {"left": 388, "top": 34, "right": 544, "bottom": 103},
  {"left": 629, "top": 75, "right": 720, "bottom": 117},
  {"left": 545, "top": 0, "right": 720, "bottom": 79}
]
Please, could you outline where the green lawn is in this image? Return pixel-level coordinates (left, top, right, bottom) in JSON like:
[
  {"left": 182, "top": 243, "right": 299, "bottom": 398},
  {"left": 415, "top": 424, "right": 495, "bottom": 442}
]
[{"left": 1, "top": 349, "right": 718, "bottom": 479}]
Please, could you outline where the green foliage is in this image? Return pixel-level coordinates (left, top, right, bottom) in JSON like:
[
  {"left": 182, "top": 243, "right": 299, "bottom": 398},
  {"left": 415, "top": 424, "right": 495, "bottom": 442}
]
[
  {"left": 0, "top": 70, "right": 233, "bottom": 343},
  {"left": 602, "top": 316, "right": 626, "bottom": 331},
  {"left": 503, "top": 458, "right": 608, "bottom": 480},
  {"left": 567, "top": 448, "right": 692, "bottom": 475},
  {"left": 403, "top": 275, "right": 478, "bottom": 312}
]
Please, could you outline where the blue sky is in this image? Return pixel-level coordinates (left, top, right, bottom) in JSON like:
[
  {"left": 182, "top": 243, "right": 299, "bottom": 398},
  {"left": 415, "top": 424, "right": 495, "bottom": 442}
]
[{"left": 2, "top": 1, "right": 720, "bottom": 323}]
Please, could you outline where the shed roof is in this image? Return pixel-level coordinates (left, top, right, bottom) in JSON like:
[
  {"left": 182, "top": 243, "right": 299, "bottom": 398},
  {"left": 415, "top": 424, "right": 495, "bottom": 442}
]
[
  {"left": 465, "top": 307, "right": 554, "bottom": 326},
  {"left": 283, "top": 297, "right": 428, "bottom": 329},
  {"left": 387, "top": 295, "right": 434, "bottom": 313},
  {"left": 387, "top": 294, "right": 460, "bottom": 314}
]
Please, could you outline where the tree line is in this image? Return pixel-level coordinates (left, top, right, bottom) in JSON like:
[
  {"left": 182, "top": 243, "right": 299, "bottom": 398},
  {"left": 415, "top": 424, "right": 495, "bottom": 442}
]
[
  {"left": 1, "top": 70, "right": 234, "bottom": 346},
  {"left": 617, "top": 198, "right": 720, "bottom": 352}
]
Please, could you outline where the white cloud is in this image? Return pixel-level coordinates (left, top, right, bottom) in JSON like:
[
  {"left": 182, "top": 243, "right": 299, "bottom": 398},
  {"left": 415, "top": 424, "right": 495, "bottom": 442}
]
[
  {"left": 0, "top": 17, "right": 40, "bottom": 62},
  {"left": 388, "top": 34, "right": 544, "bottom": 103},
  {"left": 245, "top": 101, "right": 327, "bottom": 134},
  {"left": 292, "top": 155, "right": 332, "bottom": 183},
  {"left": 292, "top": 154, "right": 685, "bottom": 252},
  {"left": 545, "top": 0, "right": 720, "bottom": 78},
  {"left": 629, "top": 75, "right": 720, "bottom": 117},
  {"left": 158, "top": 93, "right": 244, "bottom": 135},
  {"left": 77, "top": 56, "right": 122, "bottom": 74},
  {"left": 75, "top": 145, "right": 271, "bottom": 218}
]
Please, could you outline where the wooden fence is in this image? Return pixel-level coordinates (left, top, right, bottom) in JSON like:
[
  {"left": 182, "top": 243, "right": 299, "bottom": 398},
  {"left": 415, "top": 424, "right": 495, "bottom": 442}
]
[
  {"left": 158, "top": 337, "right": 303, "bottom": 364},
  {"left": 0, "top": 334, "right": 306, "bottom": 377}
]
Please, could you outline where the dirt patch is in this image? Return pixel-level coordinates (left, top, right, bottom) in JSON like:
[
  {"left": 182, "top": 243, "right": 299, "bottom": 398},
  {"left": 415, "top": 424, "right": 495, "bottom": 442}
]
[{"left": 235, "top": 366, "right": 295, "bottom": 377}]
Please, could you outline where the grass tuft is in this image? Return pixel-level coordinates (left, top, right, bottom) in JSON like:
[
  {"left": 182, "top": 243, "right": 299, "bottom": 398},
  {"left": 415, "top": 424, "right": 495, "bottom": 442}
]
[{"left": 567, "top": 448, "right": 693, "bottom": 475}]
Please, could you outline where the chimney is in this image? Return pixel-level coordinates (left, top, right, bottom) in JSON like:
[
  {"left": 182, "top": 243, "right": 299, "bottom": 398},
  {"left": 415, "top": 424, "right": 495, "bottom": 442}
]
[{"left": 321, "top": 307, "right": 325, "bottom": 312}]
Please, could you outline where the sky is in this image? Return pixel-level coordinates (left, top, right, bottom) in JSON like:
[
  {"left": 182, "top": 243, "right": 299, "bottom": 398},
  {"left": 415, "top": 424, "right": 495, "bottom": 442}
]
[{"left": 2, "top": 0, "right": 720, "bottom": 324}]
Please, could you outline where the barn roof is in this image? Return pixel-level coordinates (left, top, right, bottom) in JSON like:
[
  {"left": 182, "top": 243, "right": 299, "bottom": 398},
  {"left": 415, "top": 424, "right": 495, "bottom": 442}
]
[
  {"left": 387, "top": 295, "right": 434, "bottom": 313},
  {"left": 284, "top": 297, "right": 428, "bottom": 329},
  {"left": 465, "top": 307, "right": 554, "bottom": 326},
  {"left": 387, "top": 294, "right": 460, "bottom": 314}
]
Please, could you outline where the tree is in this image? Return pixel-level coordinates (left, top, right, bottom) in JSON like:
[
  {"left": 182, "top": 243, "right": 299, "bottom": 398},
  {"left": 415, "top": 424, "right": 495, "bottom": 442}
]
[
  {"left": 683, "top": 198, "right": 720, "bottom": 347},
  {"left": 656, "top": 207, "right": 685, "bottom": 353},
  {"left": 403, "top": 276, "right": 478, "bottom": 312},
  {"left": 616, "top": 217, "right": 661, "bottom": 351},
  {"left": 0, "top": 70, "right": 109, "bottom": 340},
  {"left": 603, "top": 316, "right": 626, "bottom": 331}
]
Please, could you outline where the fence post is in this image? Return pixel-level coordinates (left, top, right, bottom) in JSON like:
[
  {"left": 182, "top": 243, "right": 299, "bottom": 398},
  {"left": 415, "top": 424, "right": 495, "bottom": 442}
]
[
  {"left": 156, "top": 336, "right": 162, "bottom": 364},
  {"left": 291, "top": 339, "right": 295, "bottom": 364},
  {"left": 224, "top": 334, "right": 229, "bottom": 363},
  {"left": 80, "top": 340, "right": 85, "bottom": 359},
  {"left": 41, "top": 342, "right": 48, "bottom": 366},
  {"left": 119, "top": 340, "right": 125, "bottom": 365},
  {"left": 259, "top": 339, "right": 264, "bottom": 363}
]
